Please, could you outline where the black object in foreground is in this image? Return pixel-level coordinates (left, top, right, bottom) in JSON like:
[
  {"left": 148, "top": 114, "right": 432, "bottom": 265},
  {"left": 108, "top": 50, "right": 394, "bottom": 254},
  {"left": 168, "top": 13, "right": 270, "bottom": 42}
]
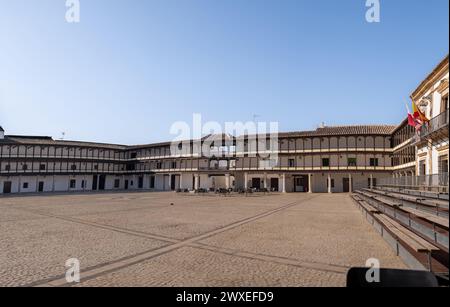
[{"left": 347, "top": 268, "right": 440, "bottom": 287}]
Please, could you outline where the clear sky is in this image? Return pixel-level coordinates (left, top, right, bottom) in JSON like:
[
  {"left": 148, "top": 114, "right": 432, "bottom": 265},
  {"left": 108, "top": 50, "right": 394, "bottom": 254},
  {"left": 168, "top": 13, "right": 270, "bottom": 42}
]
[{"left": 0, "top": 0, "right": 448, "bottom": 145}]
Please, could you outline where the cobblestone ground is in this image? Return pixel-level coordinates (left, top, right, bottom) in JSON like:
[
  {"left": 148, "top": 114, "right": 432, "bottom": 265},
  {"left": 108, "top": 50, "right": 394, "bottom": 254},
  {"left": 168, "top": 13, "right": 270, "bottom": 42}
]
[{"left": 0, "top": 192, "right": 406, "bottom": 287}]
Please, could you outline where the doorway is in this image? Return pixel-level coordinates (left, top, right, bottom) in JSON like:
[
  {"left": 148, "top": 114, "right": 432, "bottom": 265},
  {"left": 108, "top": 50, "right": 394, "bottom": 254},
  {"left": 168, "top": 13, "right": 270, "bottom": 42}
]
[
  {"left": 38, "top": 182, "right": 44, "bottom": 192},
  {"left": 343, "top": 178, "right": 352, "bottom": 193},
  {"left": 99, "top": 175, "right": 106, "bottom": 190},
  {"left": 170, "top": 175, "right": 176, "bottom": 191},
  {"left": 124, "top": 180, "right": 129, "bottom": 190},
  {"left": 3, "top": 181, "right": 12, "bottom": 194},
  {"left": 252, "top": 178, "right": 261, "bottom": 189},
  {"left": 92, "top": 175, "right": 98, "bottom": 191},
  {"left": 138, "top": 176, "right": 144, "bottom": 189},
  {"left": 294, "top": 176, "right": 309, "bottom": 192},
  {"left": 270, "top": 178, "right": 279, "bottom": 191}
]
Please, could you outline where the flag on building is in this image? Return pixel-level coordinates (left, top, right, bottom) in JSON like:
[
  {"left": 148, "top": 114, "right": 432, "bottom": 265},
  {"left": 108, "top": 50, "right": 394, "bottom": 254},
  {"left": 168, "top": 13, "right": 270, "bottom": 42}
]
[{"left": 412, "top": 101, "right": 429, "bottom": 123}]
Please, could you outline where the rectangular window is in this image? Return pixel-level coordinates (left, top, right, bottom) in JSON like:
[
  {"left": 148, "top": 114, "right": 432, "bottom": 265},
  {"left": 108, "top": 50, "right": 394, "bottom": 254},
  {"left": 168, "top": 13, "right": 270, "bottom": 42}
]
[
  {"left": 130, "top": 152, "right": 137, "bottom": 159},
  {"left": 70, "top": 180, "right": 76, "bottom": 189},
  {"left": 23, "top": 182, "right": 29, "bottom": 189},
  {"left": 322, "top": 158, "right": 330, "bottom": 167},
  {"left": 71, "top": 164, "right": 77, "bottom": 170},
  {"left": 114, "top": 179, "right": 120, "bottom": 188},
  {"left": 40, "top": 164, "right": 46, "bottom": 170},
  {"left": 81, "top": 180, "right": 86, "bottom": 189},
  {"left": 22, "top": 164, "right": 28, "bottom": 170},
  {"left": 94, "top": 165, "right": 99, "bottom": 170},
  {"left": 441, "top": 94, "right": 449, "bottom": 113},
  {"left": 438, "top": 155, "right": 449, "bottom": 174},
  {"left": 288, "top": 159, "right": 295, "bottom": 168},
  {"left": 348, "top": 158, "right": 357, "bottom": 167},
  {"left": 5, "top": 164, "right": 10, "bottom": 171},
  {"left": 171, "top": 161, "right": 177, "bottom": 169},
  {"left": 419, "top": 160, "right": 426, "bottom": 176},
  {"left": 156, "top": 162, "right": 162, "bottom": 169},
  {"left": 370, "top": 158, "right": 379, "bottom": 167}
]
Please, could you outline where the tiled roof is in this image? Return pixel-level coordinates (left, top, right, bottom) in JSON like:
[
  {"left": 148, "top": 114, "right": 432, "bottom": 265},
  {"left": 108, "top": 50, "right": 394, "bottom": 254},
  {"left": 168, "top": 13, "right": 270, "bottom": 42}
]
[
  {"left": 279, "top": 125, "right": 397, "bottom": 138},
  {"left": 0, "top": 135, "right": 126, "bottom": 150},
  {"left": 0, "top": 125, "right": 397, "bottom": 149}
]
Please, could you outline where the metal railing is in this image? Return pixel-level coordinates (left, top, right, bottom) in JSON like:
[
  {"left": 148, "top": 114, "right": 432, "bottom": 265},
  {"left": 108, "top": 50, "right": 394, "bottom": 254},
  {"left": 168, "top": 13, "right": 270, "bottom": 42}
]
[
  {"left": 420, "top": 109, "right": 449, "bottom": 139},
  {"left": 378, "top": 173, "right": 449, "bottom": 192}
]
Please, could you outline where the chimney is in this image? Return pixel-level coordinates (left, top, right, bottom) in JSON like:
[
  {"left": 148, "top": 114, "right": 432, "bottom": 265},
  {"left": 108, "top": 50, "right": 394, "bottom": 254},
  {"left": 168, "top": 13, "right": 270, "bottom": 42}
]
[
  {"left": 0, "top": 126, "right": 4, "bottom": 139},
  {"left": 319, "top": 122, "right": 326, "bottom": 129}
]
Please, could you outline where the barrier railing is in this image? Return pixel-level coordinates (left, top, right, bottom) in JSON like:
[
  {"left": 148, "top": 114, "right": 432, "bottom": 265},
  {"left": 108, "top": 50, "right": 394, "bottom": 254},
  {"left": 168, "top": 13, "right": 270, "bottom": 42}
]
[{"left": 378, "top": 173, "right": 449, "bottom": 193}]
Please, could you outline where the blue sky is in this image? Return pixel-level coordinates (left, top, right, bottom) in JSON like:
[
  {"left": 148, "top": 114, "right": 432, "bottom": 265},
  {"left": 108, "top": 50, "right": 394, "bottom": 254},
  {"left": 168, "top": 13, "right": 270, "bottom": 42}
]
[{"left": 0, "top": 0, "right": 448, "bottom": 144}]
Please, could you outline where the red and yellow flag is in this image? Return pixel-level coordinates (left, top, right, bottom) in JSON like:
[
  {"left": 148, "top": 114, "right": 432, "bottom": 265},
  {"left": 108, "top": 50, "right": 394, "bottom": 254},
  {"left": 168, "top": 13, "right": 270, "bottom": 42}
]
[{"left": 412, "top": 101, "right": 429, "bottom": 123}]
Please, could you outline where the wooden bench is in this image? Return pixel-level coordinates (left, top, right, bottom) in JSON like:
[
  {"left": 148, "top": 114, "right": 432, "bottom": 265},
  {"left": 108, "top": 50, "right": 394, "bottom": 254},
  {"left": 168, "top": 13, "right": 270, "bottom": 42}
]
[
  {"left": 375, "top": 214, "right": 439, "bottom": 253},
  {"left": 401, "top": 207, "right": 449, "bottom": 229}
]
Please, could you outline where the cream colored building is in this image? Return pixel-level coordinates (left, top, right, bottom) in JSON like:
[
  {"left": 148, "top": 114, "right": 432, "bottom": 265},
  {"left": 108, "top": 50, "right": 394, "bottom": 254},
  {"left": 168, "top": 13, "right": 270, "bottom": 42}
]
[{"left": 412, "top": 56, "right": 449, "bottom": 177}]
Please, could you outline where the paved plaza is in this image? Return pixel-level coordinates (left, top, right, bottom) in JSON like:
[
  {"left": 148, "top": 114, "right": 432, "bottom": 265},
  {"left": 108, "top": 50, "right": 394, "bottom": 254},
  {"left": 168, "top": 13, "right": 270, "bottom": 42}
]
[{"left": 0, "top": 192, "right": 406, "bottom": 287}]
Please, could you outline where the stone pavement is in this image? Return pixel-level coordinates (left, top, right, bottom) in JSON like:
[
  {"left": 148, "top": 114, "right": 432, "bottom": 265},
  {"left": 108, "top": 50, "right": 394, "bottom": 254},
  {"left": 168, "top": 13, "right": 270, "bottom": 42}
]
[{"left": 0, "top": 192, "right": 406, "bottom": 287}]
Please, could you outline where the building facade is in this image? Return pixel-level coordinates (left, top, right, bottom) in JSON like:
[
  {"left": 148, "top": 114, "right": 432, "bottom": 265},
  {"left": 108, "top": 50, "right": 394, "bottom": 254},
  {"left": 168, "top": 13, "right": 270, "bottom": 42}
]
[
  {"left": 411, "top": 56, "right": 449, "bottom": 177},
  {"left": 0, "top": 125, "right": 395, "bottom": 194}
]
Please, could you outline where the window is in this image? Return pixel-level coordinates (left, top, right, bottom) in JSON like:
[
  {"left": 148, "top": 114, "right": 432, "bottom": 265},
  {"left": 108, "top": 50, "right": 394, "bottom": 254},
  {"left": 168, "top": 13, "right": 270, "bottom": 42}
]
[
  {"left": 322, "top": 158, "right": 330, "bottom": 167},
  {"left": 70, "top": 180, "right": 76, "bottom": 189},
  {"left": 40, "top": 164, "right": 46, "bottom": 171},
  {"left": 71, "top": 164, "right": 77, "bottom": 170},
  {"left": 171, "top": 161, "right": 177, "bottom": 169},
  {"left": 288, "top": 159, "right": 295, "bottom": 168},
  {"left": 156, "top": 162, "right": 162, "bottom": 169},
  {"left": 441, "top": 94, "right": 449, "bottom": 113},
  {"left": 5, "top": 165, "right": 10, "bottom": 171},
  {"left": 114, "top": 179, "right": 120, "bottom": 188},
  {"left": 81, "top": 180, "right": 86, "bottom": 189},
  {"left": 348, "top": 158, "right": 357, "bottom": 167},
  {"left": 130, "top": 152, "right": 137, "bottom": 159},
  {"left": 438, "top": 155, "right": 449, "bottom": 174},
  {"left": 150, "top": 176, "right": 155, "bottom": 189},
  {"left": 22, "top": 164, "right": 28, "bottom": 170},
  {"left": 23, "top": 182, "right": 29, "bottom": 189},
  {"left": 94, "top": 165, "right": 99, "bottom": 170},
  {"left": 370, "top": 158, "right": 379, "bottom": 167},
  {"left": 419, "top": 160, "right": 426, "bottom": 176}
]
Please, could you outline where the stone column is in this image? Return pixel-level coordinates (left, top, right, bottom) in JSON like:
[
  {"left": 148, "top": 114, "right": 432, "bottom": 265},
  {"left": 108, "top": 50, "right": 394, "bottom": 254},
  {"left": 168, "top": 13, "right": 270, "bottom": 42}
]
[
  {"left": 282, "top": 174, "right": 286, "bottom": 193},
  {"left": 225, "top": 174, "right": 231, "bottom": 190},
  {"left": 327, "top": 174, "right": 332, "bottom": 193},
  {"left": 308, "top": 173, "right": 313, "bottom": 193},
  {"left": 263, "top": 173, "right": 268, "bottom": 189},
  {"left": 179, "top": 173, "right": 183, "bottom": 190},
  {"left": 370, "top": 174, "right": 374, "bottom": 189},
  {"left": 244, "top": 172, "right": 248, "bottom": 190},
  {"left": 349, "top": 173, "right": 353, "bottom": 193},
  {"left": 194, "top": 174, "right": 199, "bottom": 190}
]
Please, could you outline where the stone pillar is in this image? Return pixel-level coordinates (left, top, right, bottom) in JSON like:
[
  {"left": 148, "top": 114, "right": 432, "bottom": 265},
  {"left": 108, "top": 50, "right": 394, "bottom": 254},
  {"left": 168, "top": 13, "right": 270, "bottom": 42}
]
[
  {"left": 179, "top": 173, "right": 183, "bottom": 190},
  {"left": 194, "top": 174, "right": 199, "bottom": 190},
  {"left": 244, "top": 172, "right": 248, "bottom": 190},
  {"left": 225, "top": 174, "right": 231, "bottom": 190},
  {"left": 327, "top": 174, "right": 332, "bottom": 193},
  {"left": 263, "top": 173, "right": 268, "bottom": 189},
  {"left": 282, "top": 174, "right": 286, "bottom": 193},
  {"left": 308, "top": 173, "right": 313, "bottom": 193},
  {"left": 349, "top": 173, "right": 353, "bottom": 193},
  {"left": 370, "top": 174, "right": 374, "bottom": 189}
]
